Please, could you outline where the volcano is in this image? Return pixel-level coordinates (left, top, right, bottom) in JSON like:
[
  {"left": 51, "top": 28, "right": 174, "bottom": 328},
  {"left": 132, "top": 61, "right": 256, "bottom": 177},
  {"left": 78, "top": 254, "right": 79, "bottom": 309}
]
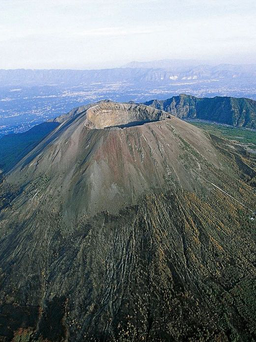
[{"left": 0, "top": 101, "right": 256, "bottom": 341}]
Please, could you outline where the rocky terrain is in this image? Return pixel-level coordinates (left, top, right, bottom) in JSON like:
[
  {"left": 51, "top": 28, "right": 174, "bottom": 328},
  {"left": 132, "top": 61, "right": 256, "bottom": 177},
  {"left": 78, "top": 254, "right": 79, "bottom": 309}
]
[
  {"left": 146, "top": 94, "right": 256, "bottom": 128},
  {"left": 0, "top": 101, "right": 256, "bottom": 341}
]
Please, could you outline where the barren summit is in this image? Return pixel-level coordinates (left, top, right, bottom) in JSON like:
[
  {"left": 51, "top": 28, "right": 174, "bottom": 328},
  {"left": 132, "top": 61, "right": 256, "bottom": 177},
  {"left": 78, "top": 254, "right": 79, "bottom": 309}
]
[
  {"left": 7, "top": 101, "right": 219, "bottom": 217},
  {"left": 0, "top": 101, "right": 256, "bottom": 341}
]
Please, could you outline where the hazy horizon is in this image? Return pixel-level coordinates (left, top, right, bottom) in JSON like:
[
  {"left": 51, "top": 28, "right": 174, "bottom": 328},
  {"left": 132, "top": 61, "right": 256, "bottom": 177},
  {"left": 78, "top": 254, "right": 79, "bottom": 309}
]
[
  {"left": 1, "top": 58, "right": 256, "bottom": 71},
  {"left": 0, "top": 0, "right": 256, "bottom": 69}
]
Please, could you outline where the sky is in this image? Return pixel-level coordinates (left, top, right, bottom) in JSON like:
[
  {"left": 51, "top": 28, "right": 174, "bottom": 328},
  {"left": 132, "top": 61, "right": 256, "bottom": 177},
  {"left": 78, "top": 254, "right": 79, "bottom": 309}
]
[{"left": 0, "top": 0, "right": 256, "bottom": 69}]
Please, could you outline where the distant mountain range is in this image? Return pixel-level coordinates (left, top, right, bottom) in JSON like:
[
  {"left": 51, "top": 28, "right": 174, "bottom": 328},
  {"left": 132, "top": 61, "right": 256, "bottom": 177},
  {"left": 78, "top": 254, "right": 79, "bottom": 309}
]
[
  {"left": 122, "top": 59, "right": 208, "bottom": 69},
  {"left": 1, "top": 63, "right": 256, "bottom": 87},
  {"left": 146, "top": 94, "right": 256, "bottom": 128}
]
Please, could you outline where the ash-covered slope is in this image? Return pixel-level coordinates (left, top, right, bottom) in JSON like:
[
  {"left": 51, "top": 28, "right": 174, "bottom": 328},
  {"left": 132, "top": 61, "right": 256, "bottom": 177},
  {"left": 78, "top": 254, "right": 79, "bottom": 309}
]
[{"left": 0, "top": 101, "right": 256, "bottom": 341}]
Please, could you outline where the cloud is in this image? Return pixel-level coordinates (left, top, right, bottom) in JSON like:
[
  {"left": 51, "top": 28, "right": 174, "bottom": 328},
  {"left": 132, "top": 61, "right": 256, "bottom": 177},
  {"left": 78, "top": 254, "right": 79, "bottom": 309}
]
[{"left": 76, "top": 27, "right": 161, "bottom": 37}]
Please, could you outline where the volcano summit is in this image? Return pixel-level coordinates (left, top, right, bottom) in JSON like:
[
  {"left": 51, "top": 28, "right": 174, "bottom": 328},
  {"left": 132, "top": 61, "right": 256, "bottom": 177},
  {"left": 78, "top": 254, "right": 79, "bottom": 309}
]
[{"left": 0, "top": 101, "right": 256, "bottom": 341}]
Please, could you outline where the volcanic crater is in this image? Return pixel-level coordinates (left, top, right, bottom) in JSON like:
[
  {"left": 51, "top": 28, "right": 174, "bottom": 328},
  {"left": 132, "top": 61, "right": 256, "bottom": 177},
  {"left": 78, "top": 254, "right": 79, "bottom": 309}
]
[{"left": 84, "top": 101, "right": 170, "bottom": 129}]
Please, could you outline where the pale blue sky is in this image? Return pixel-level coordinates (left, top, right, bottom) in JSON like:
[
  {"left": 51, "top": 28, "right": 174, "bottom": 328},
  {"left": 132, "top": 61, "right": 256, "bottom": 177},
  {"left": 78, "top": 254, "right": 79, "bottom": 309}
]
[{"left": 0, "top": 0, "right": 256, "bottom": 69}]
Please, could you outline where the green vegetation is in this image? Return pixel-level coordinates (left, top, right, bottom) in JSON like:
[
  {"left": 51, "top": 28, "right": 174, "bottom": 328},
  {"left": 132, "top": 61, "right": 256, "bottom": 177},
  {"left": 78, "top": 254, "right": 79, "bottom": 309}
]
[{"left": 190, "top": 122, "right": 256, "bottom": 148}]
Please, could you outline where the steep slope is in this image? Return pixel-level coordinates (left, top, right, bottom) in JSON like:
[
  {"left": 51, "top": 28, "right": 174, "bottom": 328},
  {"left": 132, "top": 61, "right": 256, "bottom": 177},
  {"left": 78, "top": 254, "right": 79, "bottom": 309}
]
[
  {"left": 0, "top": 101, "right": 256, "bottom": 341},
  {"left": 0, "top": 122, "right": 59, "bottom": 173},
  {"left": 146, "top": 94, "right": 256, "bottom": 128}
]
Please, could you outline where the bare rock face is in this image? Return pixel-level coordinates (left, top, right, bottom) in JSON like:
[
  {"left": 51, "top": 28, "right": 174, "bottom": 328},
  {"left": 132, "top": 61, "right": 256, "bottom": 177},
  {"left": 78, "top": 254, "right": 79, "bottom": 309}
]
[{"left": 0, "top": 101, "right": 256, "bottom": 341}]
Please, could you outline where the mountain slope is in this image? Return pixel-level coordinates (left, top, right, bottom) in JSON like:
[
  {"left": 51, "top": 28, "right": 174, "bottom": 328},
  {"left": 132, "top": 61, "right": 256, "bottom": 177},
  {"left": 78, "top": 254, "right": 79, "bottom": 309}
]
[
  {"left": 0, "top": 101, "right": 256, "bottom": 341},
  {"left": 1, "top": 95, "right": 255, "bottom": 174},
  {"left": 0, "top": 122, "right": 59, "bottom": 173},
  {"left": 146, "top": 94, "right": 256, "bottom": 128}
]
